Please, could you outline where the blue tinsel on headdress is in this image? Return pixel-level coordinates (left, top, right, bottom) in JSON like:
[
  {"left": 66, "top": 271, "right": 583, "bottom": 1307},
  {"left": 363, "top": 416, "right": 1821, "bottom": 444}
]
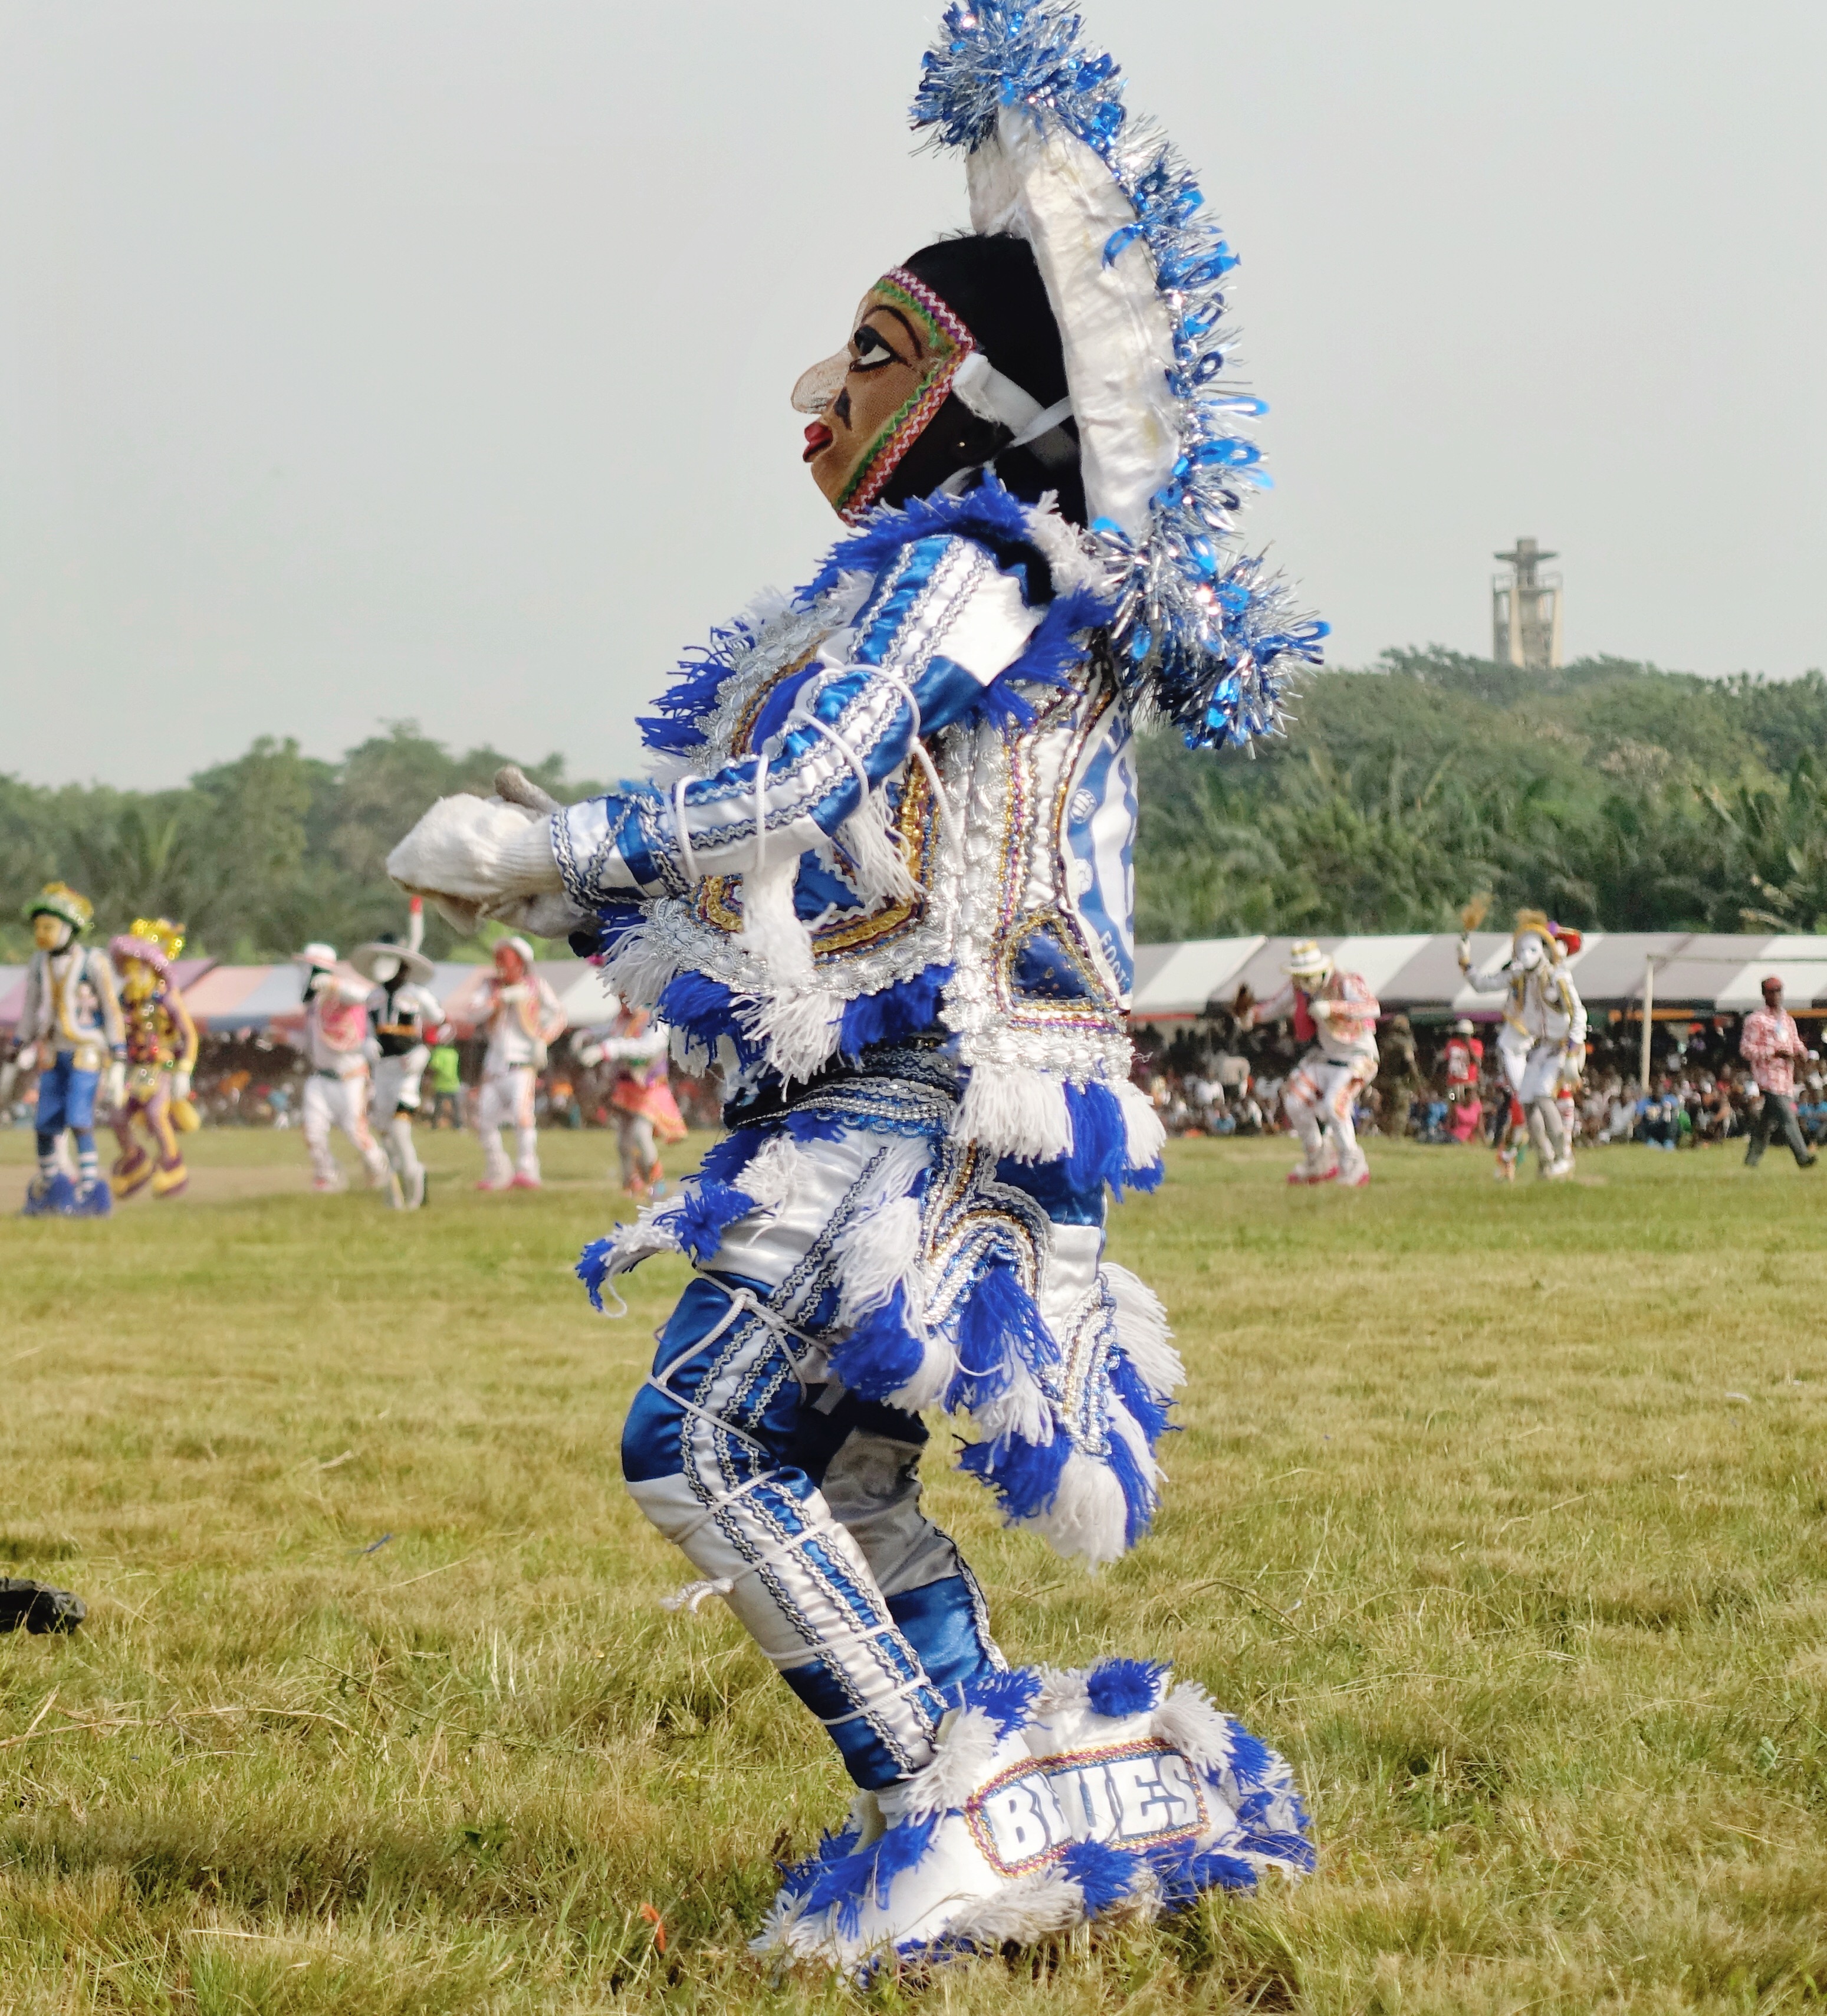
[{"left": 912, "top": 1, "right": 1327, "bottom": 752}]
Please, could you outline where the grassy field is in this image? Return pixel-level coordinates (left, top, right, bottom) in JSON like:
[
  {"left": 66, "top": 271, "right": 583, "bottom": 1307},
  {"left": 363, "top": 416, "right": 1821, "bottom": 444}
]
[{"left": 0, "top": 1125, "right": 1823, "bottom": 2014}]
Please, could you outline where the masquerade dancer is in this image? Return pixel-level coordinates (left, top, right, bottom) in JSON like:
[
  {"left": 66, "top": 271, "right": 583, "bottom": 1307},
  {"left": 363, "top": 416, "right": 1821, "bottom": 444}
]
[
  {"left": 295, "top": 943, "right": 396, "bottom": 1198},
  {"left": 109, "top": 918, "right": 200, "bottom": 1201},
  {"left": 573, "top": 999, "right": 686, "bottom": 1200},
  {"left": 389, "top": 2, "right": 1316, "bottom": 1966},
  {"left": 473, "top": 937, "right": 566, "bottom": 1191},
  {"left": 16, "top": 883, "right": 125, "bottom": 1218},
  {"left": 1236, "top": 943, "right": 1380, "bottom": 1187},
  {"left": 352, "top": 899, "right": 445, "bottom": 1209},
  {"left": 1457, "top": 911, "right": 1586, "bottom": 1180}
]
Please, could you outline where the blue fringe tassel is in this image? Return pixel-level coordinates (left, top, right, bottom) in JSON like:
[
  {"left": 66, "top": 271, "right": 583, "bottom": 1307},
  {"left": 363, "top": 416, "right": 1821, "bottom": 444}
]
[
  {"left": 669, "top": 1179, "right": 758, "bottom": 1265},
  {"left": 1147, "top": 1840, "right": 1260, "bottom": 1907},
  {"left": 694, "top": 1130, "right": 764, "bottom": 1186},
  {"left": 1221, "top": 1718, "right": 1274, "bottom": 1791},
  {"left": 657, "top": 970, "right": 744, "bottom": 1050},
  {"left": 776, "top": 1821, "right": 861, "bottom": 1903},
  {"left": 802, "top": 477, "right": 1064, "bottom": 606},
  {"left": 828, "top": 1285, "right": 927, "bottom": 1403},
  {"left": 960, "top": 1666, "right": 1041, "bottom": 1736},
  {"left": 1059, "top": 1838, "right": 1145, "bottom": 1915},
  {"left": 958, "top": 1425, "right": 1070, "bottom": 1522},
  {"left": 1085, "top": 1657, "right": 1167, "bottom": 1719},
  {"left": 575, "top": 1237, "right": 616, "bottom": 1313},
  {"left": 946, "top": 1263, "right": 1056, "bottom": 1414},
  {"left": 1104, "top": 1425, "right": 1158, "bottom": 1549},
  {"left": 837, "top": 962, "right": 952, "bottom": 1061},
  {"left": 1108, "top": 1350, "right": 1174, "bottom": 1447},
  {"left": 783, "top": 1108, "right": 847, "bottom": 1144},
  {"left": 805, "top": 1814, "right": 942, "bottom": 1940}
]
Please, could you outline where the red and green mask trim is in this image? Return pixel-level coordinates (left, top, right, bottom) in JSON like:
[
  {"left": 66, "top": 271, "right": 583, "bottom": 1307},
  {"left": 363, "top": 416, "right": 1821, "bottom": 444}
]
[{"left": 836, "top": 268, "right": 976, "bottom": 525}]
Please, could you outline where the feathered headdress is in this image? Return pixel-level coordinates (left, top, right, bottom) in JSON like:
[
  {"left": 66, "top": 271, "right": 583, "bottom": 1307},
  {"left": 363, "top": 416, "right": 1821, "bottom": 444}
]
[{"left": 913, "top": 1, "right": 1325, "bottom": 750}]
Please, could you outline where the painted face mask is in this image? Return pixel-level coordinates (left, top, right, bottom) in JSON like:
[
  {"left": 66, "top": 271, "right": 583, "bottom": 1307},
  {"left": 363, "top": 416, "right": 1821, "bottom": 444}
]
[
  {"left": 793, "top": 268, "right": 977, "bottom": 524},
  {"left": 1517, "top": 935, "right": 1547, "bottom": 970}
]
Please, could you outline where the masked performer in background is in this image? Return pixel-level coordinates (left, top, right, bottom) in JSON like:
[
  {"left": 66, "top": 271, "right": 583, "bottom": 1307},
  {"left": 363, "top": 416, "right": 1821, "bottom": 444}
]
[
  {"left": 389, "top": 2, "right": 1317, "bottom": 1966},
  {"left": 573, "top": 999, "right": 686, "bottom": 1200},
  {"left": 1458, "top": 911, "right": 1586, "bottom": 1180},
  {"left": 16, "top": 883, "right": 125, "bottom": 1218},
  {"left": 1237, "top": 941, "right": 1381, "bottom": 1187},
  {"left": 352, "top": 899, "right": 444, "bottom": 1210},
  {"left": 473, "top": 937, "right": 566, "bottom": 1192},
  {"left": 295, "top": 943, "right": 397, "bottom": 1199},
  {"left": 109, "top": 918, "right": 200, "bottom": 1201}
]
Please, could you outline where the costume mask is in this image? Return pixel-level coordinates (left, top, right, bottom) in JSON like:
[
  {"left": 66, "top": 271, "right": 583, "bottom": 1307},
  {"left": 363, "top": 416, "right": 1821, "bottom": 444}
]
[
  {"left": 119, "top": 958, "right": 156, "bottom": 1004},
  {"left": 1517, "top": 936, "right": 1546, "bottom": 971},
  {"left": 794, "top": 268, "right": 975, "bottom": 523},
  {"left": 370, "top": 953, "right": 401, "bottom": 984}
]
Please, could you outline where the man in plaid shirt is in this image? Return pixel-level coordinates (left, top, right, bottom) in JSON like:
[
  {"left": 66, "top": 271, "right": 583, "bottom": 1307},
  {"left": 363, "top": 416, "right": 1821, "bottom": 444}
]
[{"left": 1740, "top": 976, "right": 1817, "bottom": 1169}]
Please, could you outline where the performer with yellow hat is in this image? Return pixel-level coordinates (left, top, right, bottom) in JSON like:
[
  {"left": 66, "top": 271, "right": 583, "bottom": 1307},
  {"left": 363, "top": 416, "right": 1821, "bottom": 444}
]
[{"left": 107, "top": 918, "right": 200, "bottom": 1200}]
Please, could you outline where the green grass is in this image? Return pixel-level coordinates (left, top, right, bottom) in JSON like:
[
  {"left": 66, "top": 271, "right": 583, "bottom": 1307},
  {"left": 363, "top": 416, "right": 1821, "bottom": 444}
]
[{"left": 0, "top": 1126, "right": 1823, "bottom": 2013}]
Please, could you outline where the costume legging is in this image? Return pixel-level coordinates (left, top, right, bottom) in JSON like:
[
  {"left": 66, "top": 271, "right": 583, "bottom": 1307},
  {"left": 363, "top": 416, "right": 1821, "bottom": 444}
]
[{"left": 620, "top": 1270, "right": 1004, "bottom": 1791}]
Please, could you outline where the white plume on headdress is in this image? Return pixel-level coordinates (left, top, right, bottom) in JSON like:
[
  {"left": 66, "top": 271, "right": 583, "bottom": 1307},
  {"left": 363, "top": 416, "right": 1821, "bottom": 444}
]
[{"left": 914, "top": 2, "right": 1325, "bottom": 752}]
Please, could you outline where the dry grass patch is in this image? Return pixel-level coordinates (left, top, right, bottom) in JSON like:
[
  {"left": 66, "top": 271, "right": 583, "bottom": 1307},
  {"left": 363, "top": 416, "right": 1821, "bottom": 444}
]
[{"left": 0, "top": 1127, "right": 1823, "bottom": 2011}]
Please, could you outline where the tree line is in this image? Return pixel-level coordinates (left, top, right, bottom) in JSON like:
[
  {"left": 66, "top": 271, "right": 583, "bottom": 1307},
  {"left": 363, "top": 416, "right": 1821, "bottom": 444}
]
[{"left": 5, "top": 649, "right": 1826, "bottom": 963}]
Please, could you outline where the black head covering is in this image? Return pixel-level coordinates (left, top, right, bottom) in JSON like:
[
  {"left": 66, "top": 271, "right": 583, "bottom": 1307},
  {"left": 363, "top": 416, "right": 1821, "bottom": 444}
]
[{"left": 880, "top": 234, "right": 1085, "bottom": 525}]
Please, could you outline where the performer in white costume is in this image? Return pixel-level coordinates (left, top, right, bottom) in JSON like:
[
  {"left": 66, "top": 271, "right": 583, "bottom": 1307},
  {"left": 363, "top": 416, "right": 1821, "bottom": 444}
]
[
  {"left": 295, "top": 943, "right": 396, "bottom": 1198},
  {"left": 1457, "top": 911, "right": 1586, "bottom": 1180},
  {"left": 472, "top": 937, "right": 566, "bottom": 1191},
  {"left": 388, "top": 1, "right": 1316, "bottom": 1968},
  {"left": 352, "top": 899, "right": 443, "bottom": 1210},
  {"left": 1238, "top": 942, "right": 1380, "bottom": 1187}
]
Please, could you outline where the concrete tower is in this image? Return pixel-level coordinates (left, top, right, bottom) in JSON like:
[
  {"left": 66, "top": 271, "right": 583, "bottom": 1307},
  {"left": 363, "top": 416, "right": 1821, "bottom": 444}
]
[{"left": 1492, "top": 538, "right": 1563, "bottom": 669}]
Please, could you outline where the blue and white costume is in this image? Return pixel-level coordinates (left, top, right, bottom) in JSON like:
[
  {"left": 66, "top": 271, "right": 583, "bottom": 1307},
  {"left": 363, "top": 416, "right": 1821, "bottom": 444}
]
[{"left": 390, "top": 0, "right": 1321, "bottom": 1966}]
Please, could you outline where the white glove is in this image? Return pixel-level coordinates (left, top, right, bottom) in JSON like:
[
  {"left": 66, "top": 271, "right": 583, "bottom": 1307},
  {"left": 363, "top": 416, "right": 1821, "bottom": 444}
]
[
  {"left": 173, "top": 1070, "right": 192, "bottom": 1103},
  {"left": 387, "top": 794, "right": 563, "bottom": 911},
  {"left": 574, "top": 1042, "right": 605, "bottom": 1068},
  {"left": 104, "top": 1059, "right": 127, "bottom": 1111},
  {"left": 12, "top": 1043, "right": 36, "bottom": 1073}
]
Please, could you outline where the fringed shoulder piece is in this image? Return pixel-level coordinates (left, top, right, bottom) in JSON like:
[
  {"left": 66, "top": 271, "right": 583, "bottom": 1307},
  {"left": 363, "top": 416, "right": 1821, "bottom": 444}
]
[{"left": 913, "top": 1, "right": 1326, "bottom": 751}]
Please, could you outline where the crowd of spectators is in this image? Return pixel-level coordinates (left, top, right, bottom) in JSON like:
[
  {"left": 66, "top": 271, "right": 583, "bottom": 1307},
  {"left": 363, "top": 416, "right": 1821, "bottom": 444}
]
[
  {"left": 1131, "top": 1013, "right": 1826, "bottom": 1151},
  {"left": 8, "top": 1014, "right": 1818, "bottom": 1155}
]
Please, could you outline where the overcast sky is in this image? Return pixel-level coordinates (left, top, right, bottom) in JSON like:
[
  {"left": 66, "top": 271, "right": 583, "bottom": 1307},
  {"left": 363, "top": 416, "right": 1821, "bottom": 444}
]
[{"left": 4, "top": 1, "right": 1822, "bottom": 791}]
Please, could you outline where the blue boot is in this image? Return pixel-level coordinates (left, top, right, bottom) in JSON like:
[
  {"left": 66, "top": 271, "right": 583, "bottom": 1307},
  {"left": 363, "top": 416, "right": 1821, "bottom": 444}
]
[
  {"left": 21, "top": 1173, "right": 77, "bottom": 1218},
  {"left": 67, "top": 1178, "right": 113, "bottom": 1218}
]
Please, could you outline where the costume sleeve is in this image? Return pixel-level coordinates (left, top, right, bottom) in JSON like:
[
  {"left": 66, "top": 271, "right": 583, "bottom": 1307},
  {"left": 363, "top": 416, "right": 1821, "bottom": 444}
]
[
  {"left": 1556, "top": 971, "right": 1587, "bottom": 1049},
  {"left": 603, "top": 1024, "right": 669, "bottom": 1065},
  {"left": 1248, "top": 980, "right": 1296, "bottom": 1027},
  {"left": 1457, "top": 956, "right": 1511, "bottom": 1001},
  {"left": 167, "top": 981, "right": 199, "bottom": 1074},
  {"left": 94, "top": 953, "right": 127, "bottom": 1053},
  {"left": 535, "top": 977, "right": 567, "bottom": 1045},
  {"left": 553, "top": 535, "right": 1043, "bottom": 908}
]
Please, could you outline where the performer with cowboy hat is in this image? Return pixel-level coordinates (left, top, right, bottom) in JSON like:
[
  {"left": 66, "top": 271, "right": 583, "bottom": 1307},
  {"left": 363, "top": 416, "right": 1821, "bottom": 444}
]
[
  {"left": 1457, "top": 911, "right": 1586, "bottom": 1180},
  {"left": 294, "top": 943, "right": 397, "bottom": 1200},
  {"left": 351, "top": 898, "right": 445, "bottom": 1209},
  {"left": 1236, "top": 941, "right": 1381, "bottom": 1186}
]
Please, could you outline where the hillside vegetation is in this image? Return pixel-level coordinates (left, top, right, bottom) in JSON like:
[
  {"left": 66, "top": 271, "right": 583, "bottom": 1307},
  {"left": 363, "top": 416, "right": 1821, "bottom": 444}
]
[{"left": 6, "top": 651, "right": 1827, "bottom": 960}]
